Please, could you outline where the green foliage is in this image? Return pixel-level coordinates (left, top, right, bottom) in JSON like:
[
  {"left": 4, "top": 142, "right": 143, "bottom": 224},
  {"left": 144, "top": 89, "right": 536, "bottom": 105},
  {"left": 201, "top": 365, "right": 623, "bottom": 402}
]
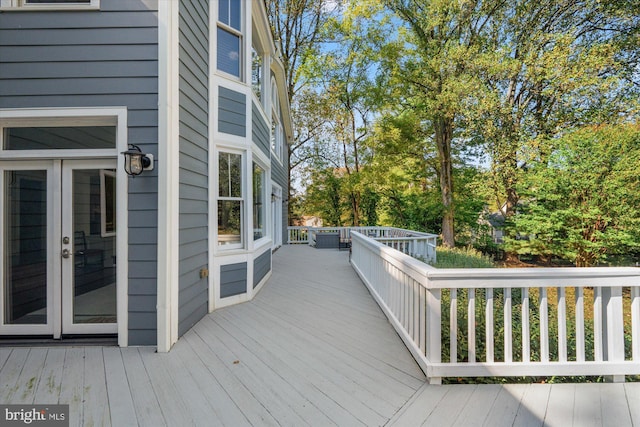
[
  {"left": 434, "top": 247, "right": 495, "bottom": 269},
  {"left": 507, "top": 124, "right": 640, "bottom": 266}
]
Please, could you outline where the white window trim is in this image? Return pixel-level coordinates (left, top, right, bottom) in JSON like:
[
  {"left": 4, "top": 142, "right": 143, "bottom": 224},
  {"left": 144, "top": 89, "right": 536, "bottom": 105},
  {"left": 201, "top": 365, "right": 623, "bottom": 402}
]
[
  {"left": 216, "top": 1, "right": 243, "bottom": 81},
  {"left": 270, "top": 77, "right": 284, "bottom": 165},
  {"left": 0, "top": 0, "right": 99, "bottom": 11},
  {"left": 271, "top": 182, "right": 283, "bottom": 248},
  {"left": 216, "top": 149, "right": 245, "bottom": 251},
  {"left": 252, "top": 159, "right": 268, "bottom": 244}
]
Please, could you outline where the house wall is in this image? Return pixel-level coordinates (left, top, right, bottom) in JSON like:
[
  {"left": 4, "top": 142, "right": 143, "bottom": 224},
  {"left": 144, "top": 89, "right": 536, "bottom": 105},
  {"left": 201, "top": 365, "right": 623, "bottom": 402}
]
[
  {"left": 218, "top": 86, "right": 246, "bottom": 137},
  {"left": 252, "top": 101, "right": 270, "bottom": 157},
  {"left": 253, "top": 249, "right": 271, "bottom": 288},
  {"left": 0, "top": 0, "right": 159, "bottom": 345},
  {"left": 220, "top": 262, "right": 248, "bottom": 298},
  {"left": 177, "top": 0, "right": 209, "bottom": 337}
]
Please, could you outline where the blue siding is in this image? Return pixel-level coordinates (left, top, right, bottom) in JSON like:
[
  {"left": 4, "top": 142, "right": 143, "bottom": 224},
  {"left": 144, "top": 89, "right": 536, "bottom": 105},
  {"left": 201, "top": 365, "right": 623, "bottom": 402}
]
[
  {"left": 178, "top": 0, "right": 209, "bottom": 337},
  {"left": 0, "top": 0, "right": 159, "bottom": 345},
  {"left": 253, "top": 249, "right": 271, "bottom": 288},
  {"left": 220, "top": 263, "right": 247, "bottom": 298},
  {"left": 252, "top": 102, "right": 270, "bottom": 156},
  {"left": 218, "top": 86, "right": 246, "bottom": 137}
]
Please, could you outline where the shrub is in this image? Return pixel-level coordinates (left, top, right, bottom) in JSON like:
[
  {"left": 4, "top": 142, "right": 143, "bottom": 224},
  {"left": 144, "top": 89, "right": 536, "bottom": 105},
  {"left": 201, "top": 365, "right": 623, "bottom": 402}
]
[{"left": 435, "top": 246, "right": 495, "bottom": 268}]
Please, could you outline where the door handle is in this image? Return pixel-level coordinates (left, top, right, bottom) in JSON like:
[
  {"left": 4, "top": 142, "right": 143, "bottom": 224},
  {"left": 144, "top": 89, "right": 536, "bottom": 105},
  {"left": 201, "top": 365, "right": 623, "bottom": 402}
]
[{"left": 61, "top": 249, "right": 72, "bottom": 259}]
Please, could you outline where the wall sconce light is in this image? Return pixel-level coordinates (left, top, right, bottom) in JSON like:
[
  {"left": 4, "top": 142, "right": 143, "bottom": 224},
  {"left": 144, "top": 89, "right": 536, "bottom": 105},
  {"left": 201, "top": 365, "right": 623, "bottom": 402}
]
[
  {"left": 271, "top": 192, "right": 277, "bottom": 202},
  {"left": 122, "top": 144, "right": 154, "bottom": 176}
]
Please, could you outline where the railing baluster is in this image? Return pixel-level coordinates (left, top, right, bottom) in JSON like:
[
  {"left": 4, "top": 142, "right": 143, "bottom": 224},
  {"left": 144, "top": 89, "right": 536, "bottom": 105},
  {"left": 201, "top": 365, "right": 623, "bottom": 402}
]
[
  {"left": 607, "top": 286, "right": 625, "bottom": 370},
  {"left": 413, "top": 280, "right": 419, "bottom": 345},
  {"left": 522, "top": 287, "right": 530, "bottom": 362},
  {"left": 504, "top": 287, "right": 512, "bottom": 363},
  {"left": 419, "top": 285, "right": 426, "bottom": 356},
  {"left": 486, "top": 288, "right": 494, "bottom": 363},
  {"left": 426, "top": 288, "right": 442, "bottom": 384},
  {"left": 594, "top": 287, "right": 603, "bottom": 361},
  {"left": 576, "top": 287, "right": 585, "bottom": 362},
  {"left": 468, "top": 288, "right": 476, "bottom": 363},
  {"left": 558, "top": 287, "right": 567, "bottom": 362},
  {"left": 450, "top": 288, "right": 457, "bottom": 363},
  {"left": 632, "top": 286, "right": 640, "bottom": 362},
  {"left": 540, "top": 287, "right": 549, "bottom": 363}
]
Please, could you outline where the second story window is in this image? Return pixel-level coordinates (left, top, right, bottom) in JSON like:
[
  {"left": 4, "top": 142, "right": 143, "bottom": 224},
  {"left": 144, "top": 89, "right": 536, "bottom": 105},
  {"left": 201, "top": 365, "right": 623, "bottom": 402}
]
[
  {"left": 270, "top": 79, "right": 283, "bottom": 162},
  {"left": 251, "top": 46, "right": 262, "bottom": 101},
  {"left": 217, "top": 0, "right": 242, "bottom": 79}
]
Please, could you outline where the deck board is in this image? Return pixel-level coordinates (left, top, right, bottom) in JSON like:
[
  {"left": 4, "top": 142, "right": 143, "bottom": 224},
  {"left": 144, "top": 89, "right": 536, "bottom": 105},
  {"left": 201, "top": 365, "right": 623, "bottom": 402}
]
[
  {"left": 103, "top": 347, "right": 138, "bottom": 427},
  {"left": 8, "top": 348, "right": 47, "bottom": 404},
  {"left": 0, "top": 246, "right": 638, "bottom": 426},
  {"left": 453, "top": 384, "right": 501, "bottom": 426},
  {"left": 33, "top": 348, "right": 65, "bottom": 405}
]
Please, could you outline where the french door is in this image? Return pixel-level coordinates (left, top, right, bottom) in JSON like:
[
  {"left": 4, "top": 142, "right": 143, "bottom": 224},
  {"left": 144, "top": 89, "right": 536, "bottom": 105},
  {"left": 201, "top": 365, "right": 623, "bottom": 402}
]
[{"left": 0, "top": 159, "right": 117, "bottom": 337}]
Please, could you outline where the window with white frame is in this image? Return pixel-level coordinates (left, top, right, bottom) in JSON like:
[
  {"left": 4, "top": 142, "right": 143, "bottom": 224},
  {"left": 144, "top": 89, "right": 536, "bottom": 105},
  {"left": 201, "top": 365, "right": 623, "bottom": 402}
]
[
  {"left": 252, "top": 162, "right": 266, "bottom": 240},
  {"left": 217, "top": 0, "right": 242, "bottom": 79},
  {"left": 251, "top": 46, "right": 263, "bottom": 102},
  {"left": 218, "top": 151, "right": 243, "bottom": 248},
  {"left": 0, "top": 0, "right": 99, "bottom": 9},
  {"left": 270, "top": 79, "right": 283, "bottom": 162}
]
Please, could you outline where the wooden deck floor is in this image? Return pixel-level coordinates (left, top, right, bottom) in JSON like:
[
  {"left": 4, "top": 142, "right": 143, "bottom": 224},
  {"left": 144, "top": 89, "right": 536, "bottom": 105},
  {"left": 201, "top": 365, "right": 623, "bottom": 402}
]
[{"left": 1, "top": 245, "right": 639, "bottom": 426}]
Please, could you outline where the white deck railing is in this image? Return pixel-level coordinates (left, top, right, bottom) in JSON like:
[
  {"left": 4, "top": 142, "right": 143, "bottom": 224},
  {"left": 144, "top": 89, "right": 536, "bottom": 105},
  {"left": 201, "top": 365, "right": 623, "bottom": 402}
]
[
  {"left": 350, "top": 231, "right": 640, "bottom": 384},
  {"left": 287, "top": 226, "right": 437, "bottom": 263}
]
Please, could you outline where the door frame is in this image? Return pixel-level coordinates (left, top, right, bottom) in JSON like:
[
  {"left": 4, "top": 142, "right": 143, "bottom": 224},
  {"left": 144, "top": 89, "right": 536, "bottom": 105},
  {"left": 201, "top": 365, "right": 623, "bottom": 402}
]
[
  {"left": 61, "top": 159, "right": 118, "bottom": 335},
  {"left": 0, "top": 107, "right": 129, "bottom": 345}
]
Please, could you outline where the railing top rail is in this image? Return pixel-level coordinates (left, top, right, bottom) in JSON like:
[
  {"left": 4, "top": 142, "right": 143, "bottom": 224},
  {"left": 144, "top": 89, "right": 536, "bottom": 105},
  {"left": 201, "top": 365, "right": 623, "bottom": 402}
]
[
  {"left": 376, "top": 236, "right": 437, "bottom": 241},
  {"left": 286, "top": 225, "right": 438, "bottom": 238},
  {"left": 352, "top": 231, "right": 640, "bottom": 289},
  {"left": 351, "top": 231, "right": 437, "bottom": 279},
  {"left": 425, "top": 266, "right": 640, "bottom": 288}
]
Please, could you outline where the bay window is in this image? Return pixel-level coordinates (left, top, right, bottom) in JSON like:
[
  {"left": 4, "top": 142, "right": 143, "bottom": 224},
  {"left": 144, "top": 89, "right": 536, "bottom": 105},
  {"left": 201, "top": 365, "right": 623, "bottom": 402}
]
[
  {"left": 252, "top": 162, "right": 266, "bottom": 240},
  {"left": 218, "top": 151, "right": 243, "bottom": 248}
]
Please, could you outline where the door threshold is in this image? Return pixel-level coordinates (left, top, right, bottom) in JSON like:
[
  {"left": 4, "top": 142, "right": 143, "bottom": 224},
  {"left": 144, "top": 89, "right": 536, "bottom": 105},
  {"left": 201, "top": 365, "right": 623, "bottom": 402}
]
[{"left": 0, "top": 334, "right": 117, "bottom": 347}]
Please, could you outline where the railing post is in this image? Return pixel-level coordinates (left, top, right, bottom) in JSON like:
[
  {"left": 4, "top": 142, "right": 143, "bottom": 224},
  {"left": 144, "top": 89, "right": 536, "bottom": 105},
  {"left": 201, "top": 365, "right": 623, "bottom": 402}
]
[
  {"left": 603, "top": 286, "right": 625, "bottom": 382},
  {"left": 426, "top": 286, "right": 442, "bottom": 385}
]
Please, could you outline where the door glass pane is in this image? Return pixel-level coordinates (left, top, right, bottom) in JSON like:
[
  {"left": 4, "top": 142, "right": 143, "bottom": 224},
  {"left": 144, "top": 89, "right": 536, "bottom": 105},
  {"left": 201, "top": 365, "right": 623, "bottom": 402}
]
[
  {"left": 4, "top": 126, "right": 115, "bottom": 150},
  {"left": 4, "top": 170, "right": 48, "bottom": 324},
  {"left": 72, "top": 169, "right": 116, "bottom": 324}
]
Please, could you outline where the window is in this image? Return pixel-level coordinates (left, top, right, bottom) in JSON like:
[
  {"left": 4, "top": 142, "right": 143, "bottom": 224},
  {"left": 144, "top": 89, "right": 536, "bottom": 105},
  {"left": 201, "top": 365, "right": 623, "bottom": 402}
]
[
  {"left": 270, "top": 79, "right": 283, "bottom": 162},
  {"left": 252, "top": 162, "right": 265, "bottom": 240},
  {"left": 217, "top": 0, "right": 242, "bottom": 78},
  {"left": 218, "top": 151, "right": 243, "bottom": 248},
  {"left": 251, "top": 46, "right": 263, "bottom": 101},
  {"left": 0, "top": 0, "right": 99, "bottom": 9},
  {"left": 3, "top": 126, "right": 116, "bottom": 150}
]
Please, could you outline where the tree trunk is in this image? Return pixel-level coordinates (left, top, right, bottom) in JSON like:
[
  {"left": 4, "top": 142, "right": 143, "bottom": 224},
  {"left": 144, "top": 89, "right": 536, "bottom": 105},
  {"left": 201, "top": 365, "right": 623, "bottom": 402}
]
[{"left": 435, "top": 117, "right": 455, "bottom": 248}]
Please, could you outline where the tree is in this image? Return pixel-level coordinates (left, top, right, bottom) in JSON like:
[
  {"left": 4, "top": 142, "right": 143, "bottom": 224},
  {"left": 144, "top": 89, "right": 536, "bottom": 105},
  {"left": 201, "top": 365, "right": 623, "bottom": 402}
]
[
  {"left": 265, "top": 0, "right": 339, "bottom": 223},
  {"left": 463, "top": 0, "right": 640, "bottom": 257},
  {"left": 382, "top": 0, "right": 502, "bottom": 247},
  {"left": 507, "top": 124, "right": 640, "bottom": 266}
]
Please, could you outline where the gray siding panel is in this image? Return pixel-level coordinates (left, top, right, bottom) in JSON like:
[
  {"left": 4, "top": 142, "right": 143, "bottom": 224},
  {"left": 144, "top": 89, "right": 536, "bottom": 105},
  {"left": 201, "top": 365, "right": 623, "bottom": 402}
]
[
  {"left": 0, "top": 0, "right": 159, "bottom": 345},
  {"left": 218, "top": 86, "right": 246, "bottom": 137},
  {"left": 253, "top": 250, "right": 271, "bottom": 288},
  {"left": 178, "top": 0, "right": 209, "bottom": 338},
  {"left": 220, "top": 263, "right": 247, "bottom": 298},
  {"left": 252, "top": 102, "right": 270, "bottom": 156}
]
